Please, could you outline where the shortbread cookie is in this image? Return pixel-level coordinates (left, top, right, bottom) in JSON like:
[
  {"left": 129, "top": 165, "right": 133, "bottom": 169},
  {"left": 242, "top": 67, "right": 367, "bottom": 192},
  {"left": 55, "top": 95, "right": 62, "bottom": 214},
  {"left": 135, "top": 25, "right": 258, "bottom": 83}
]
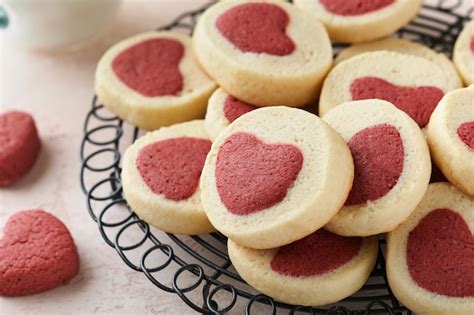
[
  {"left": 228, "top": 230, "right": 377, "bottom": 306},
  {"left": 205, "top": 88, "right": 257, "bottom": 140},
  {"left": 427, "top": 86, "right": 474, "bottom": 196},
  {"left": 0, "top": 210, "right": 79, "bottom": 296},
  {"left": 96, "top": 31, "right": 216, "bottom": 130},
  {"left": 193, "top": 0, "right": 332, "bottom": 107},
  {"left": 453, "top": 20, "right": 474, "bottom": 85},
  {"left": 387, "top": 183, "right": 474, "bottom": 314},
  {"left": 323, "top": 100, "right": 430, "bottom": 236},
  {"left": 319, "top": 51, "right": 453, "bottom": 128},
  {"left": 200, "top": 107, "right": 353, "bottom": 249},
  {"left": 334, "top": 37, "right": 462, "bottom": 89},
  {"left": 122, "top": 120, "right": 215, "bottom": 235},
  {"left": 0, "top": 111, "right": 41, "bottom": 186},
  {"left": 294, "top": 0, "right": 421, "bottom": 43}
]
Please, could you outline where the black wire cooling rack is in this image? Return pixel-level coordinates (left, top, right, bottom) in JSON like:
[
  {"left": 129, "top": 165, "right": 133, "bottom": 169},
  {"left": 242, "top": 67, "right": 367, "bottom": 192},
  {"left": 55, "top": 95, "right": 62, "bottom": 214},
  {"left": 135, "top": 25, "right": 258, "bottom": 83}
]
[{"left": 80, "top": 1, "right": 472, "bottom": 314}]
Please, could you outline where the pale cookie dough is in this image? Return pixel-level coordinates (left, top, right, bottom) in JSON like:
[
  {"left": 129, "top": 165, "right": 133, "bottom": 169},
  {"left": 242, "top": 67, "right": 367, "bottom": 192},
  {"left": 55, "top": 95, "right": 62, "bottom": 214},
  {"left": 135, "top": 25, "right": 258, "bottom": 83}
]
[
  {"left": 96, "top": 31, "right": 216, "bottom": 131},
  {"left": 453, "top": 20, "right": 474, "bottom": 85}
]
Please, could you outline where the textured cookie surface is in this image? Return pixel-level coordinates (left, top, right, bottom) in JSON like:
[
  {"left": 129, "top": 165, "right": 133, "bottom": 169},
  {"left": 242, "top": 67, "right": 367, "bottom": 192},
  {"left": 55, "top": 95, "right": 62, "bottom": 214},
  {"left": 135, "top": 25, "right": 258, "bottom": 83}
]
[
  {"left": 453, "top": 20, "right": 474, "bottom": 85},
  {"left": 387, "top": 183, "right": 474, "bottom": 314},
  {"left": 193, "top": 0, "right": 332, "bottom": 107},
  {"left": 200, "top": 107, "right": 353, "bottom": 249},
  {"left": 0, "top": 111, "right": 41, "bottom": 186},
  {"left": 427, "top": 85, "right": 474, "bottom": 196},
  {"left": 324, "top": 100, "right": 431, "bottom": 236},
  {"left": 122, "top": 120, "right": 215, "bottom": 235},
  {"left": 96, "top": 31, "right": 216, "bottom": 130},
  {"left": 0, "top": 210, "right": 79, "bottom": 296},
  {"left": 319, "top": 51, "right": 454, "bottom": 128},
  {"left": 228, "top": 230, "right": 377, "bottom": 306},
  {"left": 294, "top": 0, "right": 421, "bottom": 43}
]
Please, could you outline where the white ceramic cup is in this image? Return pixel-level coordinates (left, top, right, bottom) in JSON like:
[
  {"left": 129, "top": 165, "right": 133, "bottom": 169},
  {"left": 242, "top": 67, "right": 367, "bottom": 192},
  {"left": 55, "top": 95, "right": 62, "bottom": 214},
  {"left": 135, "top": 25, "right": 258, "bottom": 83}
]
[{"left": 0, "top": 0, "right": 122, "bottom": 51}]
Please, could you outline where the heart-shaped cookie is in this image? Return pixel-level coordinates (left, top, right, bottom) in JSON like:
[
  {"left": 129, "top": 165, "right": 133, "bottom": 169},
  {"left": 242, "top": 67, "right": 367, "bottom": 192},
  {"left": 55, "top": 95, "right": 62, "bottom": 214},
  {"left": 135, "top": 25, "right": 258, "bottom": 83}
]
[
  {"left": 215, "top": 132, "right": 303, "bottom": 215},
  {"left": 112, "top": 38, "right": 184, "bottom": 97},
  {"left": 216, "top": 3, "right": 295, "bottom": 56},
  {"left": 351, "top": 77, "right": 444, "bottom": 128},
  {"left": 136, "top": 137, "right": 212, "bottom": 201},
  {"left": 457, "top": 121, "right": 474, "bottom": 151},
  {"left": 320, "top": 0, "right": 394, "bottom": 16},
  {"left": 0, "top": 210, "right": 79, "bottom": 296}
]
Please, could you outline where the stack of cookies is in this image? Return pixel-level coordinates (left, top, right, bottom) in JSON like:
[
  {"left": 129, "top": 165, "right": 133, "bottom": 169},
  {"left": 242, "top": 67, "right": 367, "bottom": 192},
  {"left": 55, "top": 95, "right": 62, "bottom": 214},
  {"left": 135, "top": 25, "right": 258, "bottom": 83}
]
[{"left": 95, "top": 0, "right": 474, "bottom": 312}]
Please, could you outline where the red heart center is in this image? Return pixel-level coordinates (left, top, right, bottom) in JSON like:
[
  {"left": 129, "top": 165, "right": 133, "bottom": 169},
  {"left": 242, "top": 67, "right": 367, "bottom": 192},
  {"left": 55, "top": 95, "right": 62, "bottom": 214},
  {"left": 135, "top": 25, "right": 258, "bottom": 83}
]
[
  {"left": 137, "top": 137, "right": 211, "bottom": 201},
  {"left": 319, "top": 0, "right": 394, "bottom": 16},
  {"left": 345, "top": 124, "right": 404, "bottom": 206},
  {"left": 216, "top": 132, "right": 303, "bottom": 216},
  {"left": 216, "top": 3, "right": 295, "bottom": 56},
  {"left": 351, "top": 77, "right": 444, "bottom": 128},
  {"left": 470, "top": 36, "right": 474, "bottom": 54},
  {"left": 407, "top": 208, "right": 474, "bottom": 297},
  {"left": 0, "top": 210, "right": 79, "bottom": 296},
  {"left": 457, "top": 121, "right": 474, "bottom": 151},
  {"left": 223, "top": 96, "right": 257, "bottom": 123},
  {"left": 271, "top": 229, "right": 362, "bottom": 277},
  {"left": 112, "top": 38, "right": 184, "bottom": 97}
]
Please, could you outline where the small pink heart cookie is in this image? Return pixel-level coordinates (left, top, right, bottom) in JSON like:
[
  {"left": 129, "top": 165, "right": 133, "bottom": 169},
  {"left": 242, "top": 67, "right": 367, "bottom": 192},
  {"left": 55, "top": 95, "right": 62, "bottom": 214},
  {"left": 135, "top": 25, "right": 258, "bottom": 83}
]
[
  {"left": 200, "top": 107, "right": 354, "bottom": 249},
  {"left": 95, "top": 31, "right": 216, "bottom": 131},
  {"left": 228, "top": 229, "right": 377, "bottom": 306},
  {"left": 193, "top": 0, "right": 332, "bottom": 107},
  {"left": 428, "top": 86, "right": 474, "bottom": 197},
  {"left": 453, "top": 20, "right": 474, "bottom": 85},
  {"left": 387, "top": 183, "right": 474, "bottom": 314},
  {"left": 0, "top": 111, "right": 41, "bottom": 186},
  {"left": 121, "top": 120, "right": 215, "bottom": 235},
  {"left": 294, "top": 0, "right": 421, "bottom": 43},
  {"left": 0, "top": 210, "right": 79, "bottom": 296}
]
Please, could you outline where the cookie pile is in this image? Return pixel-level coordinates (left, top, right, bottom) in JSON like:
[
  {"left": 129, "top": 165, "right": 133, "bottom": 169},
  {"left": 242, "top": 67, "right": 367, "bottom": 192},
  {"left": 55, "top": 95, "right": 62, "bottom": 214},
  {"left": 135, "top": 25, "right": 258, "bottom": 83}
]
[{"left": 97, "top": 0, "right": 474, "bottom": 312}]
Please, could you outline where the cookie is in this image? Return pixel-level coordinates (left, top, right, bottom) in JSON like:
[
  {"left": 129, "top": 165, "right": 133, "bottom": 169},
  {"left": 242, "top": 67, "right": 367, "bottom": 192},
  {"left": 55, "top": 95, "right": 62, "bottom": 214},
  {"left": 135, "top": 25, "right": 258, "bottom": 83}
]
[
  {"left": 228, "top": 230, "right": 377, "bottom": 306},
  {"left": 95, "top": 31, "right": 216, "bottom": 131},
  {"left": 319, "top": 51, "right": 454, "bottom": 128},
  {"left": 0, "top": 111, "right": 41, "bottom": 186},
  {"left": 200, "top": 107, "right": 353, "bottom": 249},
  {"left": 293, "top": 0, "right": 421, "bottom": 43},
  {"left": 122, "top": 120, "right": 215, "bottom": 235},
  {"left": 387, "top": 183, "right": 474, "bottom": 314},
  {"left": 204, "top": 88, "right": 258, "bottom": 140},
  {"left": 427, "top": 85, "right": 474, "bottom": 197},
  {"left": 334, "top": 37, "right": 462, "bottom": 89},
  {"left": 323, "top": 100, "right": 431, "bottom": 236},
  {"left": 0, "top": 210, "right": 79, "bottom": 296},
  {"left": 193, "top": 0, "right": 332, "bottom": 107},
  {"left": 453, "top": 20, "right": 474, "bottom": 85}
]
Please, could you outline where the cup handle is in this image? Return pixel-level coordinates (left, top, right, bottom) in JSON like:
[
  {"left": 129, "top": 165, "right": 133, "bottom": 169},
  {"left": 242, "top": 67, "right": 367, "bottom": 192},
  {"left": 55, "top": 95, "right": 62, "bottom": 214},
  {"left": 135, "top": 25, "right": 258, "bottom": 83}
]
[{"left": 0, "top": 6, "right": 9, "bottom": 28}]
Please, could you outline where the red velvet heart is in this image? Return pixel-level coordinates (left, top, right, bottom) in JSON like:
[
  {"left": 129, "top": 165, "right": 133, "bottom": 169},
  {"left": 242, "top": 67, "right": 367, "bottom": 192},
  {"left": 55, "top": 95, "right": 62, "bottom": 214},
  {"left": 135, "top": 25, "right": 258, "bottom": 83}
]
[
  {"left": 351, "top": 77, "right": 444, "bottom": 128},
  {"left": 457, "top": 121, "right": 474, "bottom": 151},
  {"left": 112, "top": 38, "right": 184, "bottom": 97},
  {"left": 320, "top": 0, "right": 394, "bottom": 16},
  {"left": 470, "top": 36, "right": 474, "bottom": 54},
  {"left": 223, "top": 96, "right": 257, "bottom": 123},
  {"left": 216, "top": 3, "right": 295, "bottom": 56},
  {"left": 0, "top": 210, "right": 79, "bottom": 296},
  {"left": 136, "top": 137, "right": 212, "bottom": 201},
  {"left": 407, "top": 208, "right": 474, "bottom": 297},
  {"left": 215, "top": 132, "right": 303, "bottom": 215}
]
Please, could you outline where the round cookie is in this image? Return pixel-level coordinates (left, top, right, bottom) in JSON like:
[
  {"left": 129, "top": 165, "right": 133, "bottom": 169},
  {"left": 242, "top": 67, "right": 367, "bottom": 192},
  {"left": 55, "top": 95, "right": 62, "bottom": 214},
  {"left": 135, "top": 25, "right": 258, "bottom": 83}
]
[
  {"left": 0, "top": 210, "right": 79, "bottom": 296},
  {"left": 319, "top": 51, "right": 454, "bottom": 128},
  {"left": 427, "top": 85, "right": 474, "bottom": 197},
  {"left": 323, "top": 100, "right": 431, "bottom": 236},
  {"left": 205, "top": 88, "right": 258, "bottom": 140},
  {"left": 0, "top": 111, "right": 41, "bottom": 186},
  {"left": 293, "top": 0, "right": 421, "bottom": 43},
  {"left": 387, "top": 183, "right": 474, "bottom": 315},
  {"left": 122, "top": 120, "right": 215, "bottom": 235},
  {"left": 228, "top": 230, "right": 377, "bottom": 306},
  {"left": 95, "top": 31, "right": 216, "bottom": 131},
  {"left": 453, "top": 20, "right": 474, "bottom": 85},
  {"left": 334, "top": 37, "right": 462, "bottom": 89},
  {"left": 200, "top": 107, "right": 354, "bottom": 249},
  {"left": 193, "top": 0, "right": 332, "bottom": 107}
]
